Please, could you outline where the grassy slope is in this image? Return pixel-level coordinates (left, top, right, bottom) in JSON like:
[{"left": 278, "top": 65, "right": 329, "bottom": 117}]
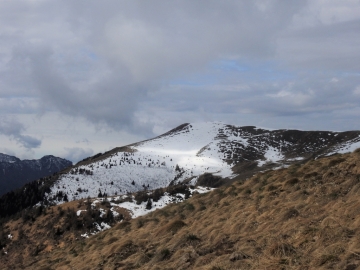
[{"left": 3, "top": 150, "right": 360, "bottom": 269}]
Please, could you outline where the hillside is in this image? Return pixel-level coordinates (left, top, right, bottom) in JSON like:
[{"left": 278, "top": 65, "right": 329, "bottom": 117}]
[
  {"left": 0, "top": 154, "right": 72, "bottom": 196},
  {"left": 42, "top": 122, "right": 360, "bottom": 205},
  {"left": 2, "top": 149, "right": 360, "bottom": 269}
]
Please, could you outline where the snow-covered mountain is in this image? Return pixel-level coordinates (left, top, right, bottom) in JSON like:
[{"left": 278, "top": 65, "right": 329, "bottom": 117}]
[
  {"left": 45, "top": 122, "right": 360, "bottom": 204},
  {"left": 0, "top": 154, "right": 72, "bottom": 196},
  {"left": 0, "top": 153, "right": 19, "bottom": 163}
]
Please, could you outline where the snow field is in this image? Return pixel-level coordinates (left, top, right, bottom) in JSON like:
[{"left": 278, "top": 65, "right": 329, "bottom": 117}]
[{"left": 46, "top": 122, "right": 360, "bottom": 205}]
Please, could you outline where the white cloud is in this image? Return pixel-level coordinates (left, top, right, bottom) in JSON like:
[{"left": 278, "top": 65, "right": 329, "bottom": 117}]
[
  {"left": 63, "top": 147, "right": 94, "bottom": 163},
  {"left": 0, "top": 147, "right": 16, "bottom": 157},
  {"left": 269, "top": 90, "right": 313, "bottom": 106},
  {"left": 291, "top": 0, "right": 360, "bottom": 29}
]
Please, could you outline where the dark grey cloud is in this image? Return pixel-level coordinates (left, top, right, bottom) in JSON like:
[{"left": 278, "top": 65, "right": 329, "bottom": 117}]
[
  {"left": 78, "top": 0, "right": 305, "bottom": 82},
  {"left": 0, "top": 1, "right": 306, "bottom": 129},
  {"left": 7, "top": 43, "right": 148, "bottom": 131},
  {"left": 277, "top": 19, "right": 360, "bottom": 71},
  {"left": 0, "top": 117, "right": 41, "bottom": 149}
]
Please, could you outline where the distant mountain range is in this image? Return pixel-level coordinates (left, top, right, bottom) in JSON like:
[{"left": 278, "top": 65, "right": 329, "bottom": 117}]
[
  {"left": 0, "top": 154, "right": 72, "bottom": 196},
  {"left": 41, "top": 122, "right": 360, "bottom": 204}
]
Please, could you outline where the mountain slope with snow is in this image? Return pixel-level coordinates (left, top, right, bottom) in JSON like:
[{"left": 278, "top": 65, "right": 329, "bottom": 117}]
[{"left": 44, "top": 122, "right": 360, "bottom": 204}]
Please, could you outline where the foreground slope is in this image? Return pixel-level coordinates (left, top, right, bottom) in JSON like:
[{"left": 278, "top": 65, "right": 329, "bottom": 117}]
[
  {"left": 3, "top": 149, "right": 360, "bottom": 269},
  {"left": 45, "top": 122, "right": 360, "bottom": 204}
]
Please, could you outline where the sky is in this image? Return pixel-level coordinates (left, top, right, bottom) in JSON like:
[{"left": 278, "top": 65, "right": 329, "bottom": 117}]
[{"left": 0, "top": 0, "right": 360, "bottom": 163}]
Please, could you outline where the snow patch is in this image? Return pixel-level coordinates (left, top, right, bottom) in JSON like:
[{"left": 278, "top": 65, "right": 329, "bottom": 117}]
[
  {"left": 77, "top": 210, "right": 86, "bottom": 216},
  {"left": 116, "top": 186, "right": 213, "bottom": 219},
  {"left": 257, "top": 146, "right": 284, "bottom": 167}
]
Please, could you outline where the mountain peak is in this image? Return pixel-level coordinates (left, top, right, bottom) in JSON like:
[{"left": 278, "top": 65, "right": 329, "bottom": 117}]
[
  {"left": 37, "top": 123, "right": 360, "bottom": 205},
  {"left": 0, "top": 153, "right": 20, "bottom": 163}
]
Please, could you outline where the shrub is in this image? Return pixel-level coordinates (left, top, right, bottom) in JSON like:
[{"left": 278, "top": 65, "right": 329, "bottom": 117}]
[
  {"left": 317, "top": 254, "right": 340, "bottom": 266},
  {"left": 283, "top": 208, "right": 299, "bottom": 220},
  {"left": 166, "top": 220, "right": 186, "bottom": 234},
  {"left": 184, "top": 203, "right": 195, "bottom": 211},
  {"left": 166, "top": 184, "right": 188, "bottom": 196},
  {"left": 187, "top": 234, "right": 200, "bottom": 241},
  {"left": 100, "top": 200, "right": 111, "bottom": 207},
  {"left": 145, "top": 198, "right": 152, "bottom": 210},
  {"left": 197, "top": 173, "right": 225, "bottom": 188},
  {"left": 134, "top": 191, "right": 149, "bottom": 205},
  {"left": 103, "top": 209, "right": 114, "bottom": 223},
  {"left": 269, "top": 242, "right": 296, "bottom": 257},
  {"left": 115, "top": 221, "right": 131, "bottom": 230},
  {"left": 285, "top": 178, "right": 299, "bottom": 186},
  {"left": 116, "top": 240, "right": 138, "bottom": 260},
  {"left": 199, "top": 205, "right": 206, "bottom": 211},
  {"left": 152, "top": 188, "right": 164, "bottom": 202},
  {"left": 159, "top": 248, "right": 171, "bottom": 260},
  {"left": 107, "top": 237, "right": 119, "bottom": 245},
  {"left": 137, "top": 218, "right": 145, "bottom": 228},
  {"left": 158, "top": 209, "right": 169, "bottom": 217},
  {"left": 328, "top": 158, "right": 345, "bottom": 167},
  {"left": 267, "top": 185, "right": 277, "bottom": 191}
]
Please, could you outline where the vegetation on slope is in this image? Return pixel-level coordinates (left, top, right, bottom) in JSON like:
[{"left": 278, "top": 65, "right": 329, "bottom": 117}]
[
  {"left": 0, "top": 174, "right": 60, "bottom": 220},
  {"left": 3, "top": 150, "right": 360, "bottom": 269}
]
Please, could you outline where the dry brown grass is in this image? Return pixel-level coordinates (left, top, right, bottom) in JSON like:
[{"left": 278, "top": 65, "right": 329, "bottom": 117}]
[{"left": 3, "top": 150, "right": 360, "bottom": 269}]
